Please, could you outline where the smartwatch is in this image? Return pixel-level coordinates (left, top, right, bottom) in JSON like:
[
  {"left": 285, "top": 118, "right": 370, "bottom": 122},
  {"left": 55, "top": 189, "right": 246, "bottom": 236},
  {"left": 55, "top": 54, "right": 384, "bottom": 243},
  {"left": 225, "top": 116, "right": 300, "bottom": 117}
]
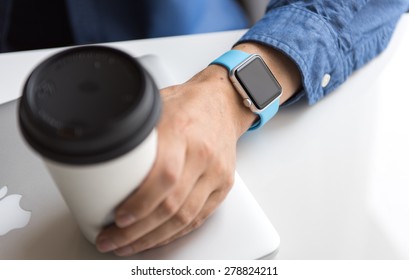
[{"left": 210, "top": 50, "right": 282, "bottom": 130}]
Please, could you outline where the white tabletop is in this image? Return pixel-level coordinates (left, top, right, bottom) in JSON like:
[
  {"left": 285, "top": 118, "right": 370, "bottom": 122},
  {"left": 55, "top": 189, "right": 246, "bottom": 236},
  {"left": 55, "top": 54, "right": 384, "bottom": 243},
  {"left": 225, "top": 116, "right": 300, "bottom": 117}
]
[{"left": 1, "top": 14, "right": 408, "bottom": 260}]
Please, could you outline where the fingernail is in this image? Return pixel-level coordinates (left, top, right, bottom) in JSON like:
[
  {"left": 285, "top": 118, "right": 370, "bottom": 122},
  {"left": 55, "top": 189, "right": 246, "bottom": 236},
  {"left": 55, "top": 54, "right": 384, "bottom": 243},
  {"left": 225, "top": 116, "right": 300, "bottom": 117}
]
[
  {"left": 97, "top": 239, "right": 117, "bottom": 253},
  {"left": 115, "top": 246, "right": 134, "bottom": 257},
  {"left": 116, "top": 213, "right": 136, "bottom": 228}
]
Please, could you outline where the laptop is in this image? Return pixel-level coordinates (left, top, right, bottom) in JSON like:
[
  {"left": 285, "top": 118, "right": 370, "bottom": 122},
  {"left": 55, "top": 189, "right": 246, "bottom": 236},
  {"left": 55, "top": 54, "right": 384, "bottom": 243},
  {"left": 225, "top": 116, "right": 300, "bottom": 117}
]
[{"left": 0, "top": 54, "right": 280, "bottom": 260}]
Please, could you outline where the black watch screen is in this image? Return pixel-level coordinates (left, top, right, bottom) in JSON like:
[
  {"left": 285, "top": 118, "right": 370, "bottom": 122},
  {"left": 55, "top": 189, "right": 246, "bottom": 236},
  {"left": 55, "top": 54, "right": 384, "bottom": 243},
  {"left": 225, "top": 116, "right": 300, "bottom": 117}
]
[{"left": 235, "top": 56, "right": 282, "bottom": 110}]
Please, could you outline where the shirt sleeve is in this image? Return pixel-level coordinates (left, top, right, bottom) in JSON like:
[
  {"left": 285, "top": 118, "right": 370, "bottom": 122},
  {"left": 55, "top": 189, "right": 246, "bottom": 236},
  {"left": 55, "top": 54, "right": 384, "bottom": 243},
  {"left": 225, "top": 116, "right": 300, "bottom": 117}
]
[{"left": 236, "top": 0, "right": 409, "bottom": 105}]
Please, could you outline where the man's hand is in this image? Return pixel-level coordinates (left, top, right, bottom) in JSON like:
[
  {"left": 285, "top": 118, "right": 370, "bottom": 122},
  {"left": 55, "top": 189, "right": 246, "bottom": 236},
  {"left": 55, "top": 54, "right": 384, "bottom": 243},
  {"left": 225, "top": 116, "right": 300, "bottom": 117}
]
[
  {"left": 95, "top": 64, "right": 255, "bottom": 256},
  {"left": 95, "top": 43, "right": 300, "bottom": 256}
]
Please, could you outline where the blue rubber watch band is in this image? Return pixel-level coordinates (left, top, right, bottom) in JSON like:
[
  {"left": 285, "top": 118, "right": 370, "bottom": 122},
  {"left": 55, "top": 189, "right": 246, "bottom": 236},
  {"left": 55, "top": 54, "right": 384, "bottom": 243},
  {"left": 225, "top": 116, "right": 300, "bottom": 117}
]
[
  {"left": 211, "top": 50, "right": 251, "bottom": 73},
  {"left": 211, "top": 50, "right": 280, "bottom": 130},
  {"left": 248, "top": 98, "right": 279, "bottom": 130}
]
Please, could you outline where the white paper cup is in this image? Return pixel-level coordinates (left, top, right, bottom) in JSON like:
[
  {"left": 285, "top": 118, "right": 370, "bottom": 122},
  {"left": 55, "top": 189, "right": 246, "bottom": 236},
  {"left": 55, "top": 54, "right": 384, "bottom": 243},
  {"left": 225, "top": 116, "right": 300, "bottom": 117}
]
[{"left": 18, "top": 46, "right": 161, "bottom": 243}]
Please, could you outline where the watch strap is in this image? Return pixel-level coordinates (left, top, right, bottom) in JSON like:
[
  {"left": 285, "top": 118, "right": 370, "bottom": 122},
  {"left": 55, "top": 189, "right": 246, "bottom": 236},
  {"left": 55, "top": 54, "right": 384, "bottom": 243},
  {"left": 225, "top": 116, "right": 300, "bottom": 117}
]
[
  {"left": 211, "top": 50, "right": 251, "bottom": 72},
  {"left": 248, "top": 98, "right": 279, "bottom": 130}
]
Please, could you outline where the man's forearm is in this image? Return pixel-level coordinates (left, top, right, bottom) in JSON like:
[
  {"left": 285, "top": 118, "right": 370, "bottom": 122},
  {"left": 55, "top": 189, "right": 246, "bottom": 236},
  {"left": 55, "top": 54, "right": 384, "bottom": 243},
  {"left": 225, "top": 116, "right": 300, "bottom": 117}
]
[{"left": 239, "top": 0, "right": 409, "bottom": 105}]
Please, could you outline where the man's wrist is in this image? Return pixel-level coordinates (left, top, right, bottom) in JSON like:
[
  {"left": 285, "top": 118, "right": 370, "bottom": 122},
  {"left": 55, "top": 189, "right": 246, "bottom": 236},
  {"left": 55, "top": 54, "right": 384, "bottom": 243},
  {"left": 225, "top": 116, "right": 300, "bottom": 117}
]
[
  {"left": 199, "top": 64, "right": 258, "bottom": 137},
  {"left": 196, "top": 43, "right": 301, "bottom": 137}
]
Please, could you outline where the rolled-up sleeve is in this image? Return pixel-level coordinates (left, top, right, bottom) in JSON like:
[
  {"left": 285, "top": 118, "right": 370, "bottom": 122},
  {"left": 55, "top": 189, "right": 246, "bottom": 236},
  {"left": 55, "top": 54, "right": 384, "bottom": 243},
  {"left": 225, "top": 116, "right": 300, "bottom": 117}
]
[{"left": 237, "top": 0, "right": 409, "bottom": 105}]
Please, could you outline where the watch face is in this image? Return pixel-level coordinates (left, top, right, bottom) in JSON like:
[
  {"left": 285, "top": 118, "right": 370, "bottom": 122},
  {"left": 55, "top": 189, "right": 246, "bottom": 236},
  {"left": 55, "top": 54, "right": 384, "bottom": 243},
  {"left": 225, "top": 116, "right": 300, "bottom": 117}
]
[{"left": 235, "top": 56, "right": 282, "bottom": 110}]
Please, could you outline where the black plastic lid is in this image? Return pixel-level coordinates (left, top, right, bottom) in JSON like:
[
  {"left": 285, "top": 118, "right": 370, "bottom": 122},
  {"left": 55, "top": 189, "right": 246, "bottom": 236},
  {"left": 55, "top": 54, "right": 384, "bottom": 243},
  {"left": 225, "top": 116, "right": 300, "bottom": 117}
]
[{"left": 19, "top": 46, "right": 161, "bottom": 164}]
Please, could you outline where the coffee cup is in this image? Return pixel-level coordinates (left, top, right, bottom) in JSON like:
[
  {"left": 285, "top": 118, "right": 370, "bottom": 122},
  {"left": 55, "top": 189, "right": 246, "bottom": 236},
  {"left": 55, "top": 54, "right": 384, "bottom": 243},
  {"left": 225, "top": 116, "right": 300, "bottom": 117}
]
[{"left": 18, "top": 46, "right": 161, "bottom": 243}]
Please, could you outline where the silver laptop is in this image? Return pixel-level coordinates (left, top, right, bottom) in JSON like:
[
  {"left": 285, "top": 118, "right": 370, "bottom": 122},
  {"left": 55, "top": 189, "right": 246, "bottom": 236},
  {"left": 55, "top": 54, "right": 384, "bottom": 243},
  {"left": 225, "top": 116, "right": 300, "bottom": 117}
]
[{"left": 0, "top": 55, "right": 280, "bottom": 260}]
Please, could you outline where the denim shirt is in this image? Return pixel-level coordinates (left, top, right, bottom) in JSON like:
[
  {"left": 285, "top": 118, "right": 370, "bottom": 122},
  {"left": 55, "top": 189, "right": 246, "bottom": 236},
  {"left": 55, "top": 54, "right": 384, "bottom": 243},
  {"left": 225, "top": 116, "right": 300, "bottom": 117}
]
[
  {"left": 239, "top": 0, "right": 409, "bottom": 105},
  {"left": 1, "top": 0, "right": 408, "bottom": 105}
]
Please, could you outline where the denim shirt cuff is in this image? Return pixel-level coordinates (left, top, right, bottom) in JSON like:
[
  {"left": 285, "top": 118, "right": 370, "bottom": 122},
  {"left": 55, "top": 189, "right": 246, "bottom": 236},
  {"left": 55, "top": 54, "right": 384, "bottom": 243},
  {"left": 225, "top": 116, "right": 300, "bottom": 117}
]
[{"left": 236, "top": 5, "right": 345, "bottom": 105}]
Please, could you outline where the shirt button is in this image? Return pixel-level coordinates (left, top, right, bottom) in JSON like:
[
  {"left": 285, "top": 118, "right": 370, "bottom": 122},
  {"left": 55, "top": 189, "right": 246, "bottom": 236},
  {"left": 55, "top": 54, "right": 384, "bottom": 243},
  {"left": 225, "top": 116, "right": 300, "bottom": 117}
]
[{"left": 321, "top": 73, "right": 331, "bottom": 88}]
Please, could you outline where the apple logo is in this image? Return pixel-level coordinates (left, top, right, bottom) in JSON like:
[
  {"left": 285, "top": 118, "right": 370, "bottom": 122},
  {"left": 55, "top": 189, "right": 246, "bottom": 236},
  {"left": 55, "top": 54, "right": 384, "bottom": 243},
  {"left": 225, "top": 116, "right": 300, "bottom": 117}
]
[{"left": 0, "top": 186, "right": 31, "bottom": 236}]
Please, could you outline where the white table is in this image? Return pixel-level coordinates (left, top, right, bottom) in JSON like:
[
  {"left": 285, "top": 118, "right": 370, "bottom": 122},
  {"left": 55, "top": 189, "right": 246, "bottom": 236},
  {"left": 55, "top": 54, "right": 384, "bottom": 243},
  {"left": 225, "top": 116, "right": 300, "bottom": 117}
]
[{"left": 1, "top": 14, "right": 408, "bottom": 260}]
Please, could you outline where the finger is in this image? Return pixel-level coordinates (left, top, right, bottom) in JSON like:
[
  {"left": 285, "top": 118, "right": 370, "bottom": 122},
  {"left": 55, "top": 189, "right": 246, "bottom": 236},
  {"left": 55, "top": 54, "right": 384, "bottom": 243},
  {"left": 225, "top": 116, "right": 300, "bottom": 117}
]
[
  {"left": 115, "top": 121, "right": 216, "bottom": 227},
  {"left": 154, "top": 188, "right": 229, "bottom": 249},
  {"left": 112, "top": 159, "right": 235, "bottom": 255},
  {"left": 114, "top": 126, "right": 186, "bottom": 227},
  {"left": 96, "top": 144, "right": 207, "bottom": 253},
  {"left": 96, "top": 160, "right": 203, "bottom": 253},
  {"left": 112, "top": 175, "right": 214, "bottom": 256}
]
